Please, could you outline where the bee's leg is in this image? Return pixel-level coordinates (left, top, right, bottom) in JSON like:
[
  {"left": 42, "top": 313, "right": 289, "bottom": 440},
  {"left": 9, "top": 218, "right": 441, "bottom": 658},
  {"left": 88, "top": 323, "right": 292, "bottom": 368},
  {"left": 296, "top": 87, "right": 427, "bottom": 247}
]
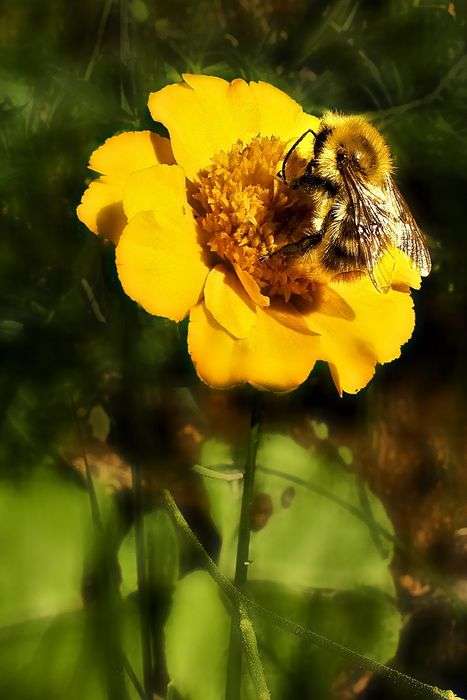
[
  {"left": 290, "top": 174, "right": 317, "bottom": 195},
  {"left": 279, "top": 128, "right": 317, "bottom": 182},
  {"left": 260, "top": 230, "right": 324, "bottom": 261},
  {"left": 291, "top": 174, "right": 338, "bottom": 197},
  {"left": 280, "top": 231, "right": 324, "bottom": 256}
]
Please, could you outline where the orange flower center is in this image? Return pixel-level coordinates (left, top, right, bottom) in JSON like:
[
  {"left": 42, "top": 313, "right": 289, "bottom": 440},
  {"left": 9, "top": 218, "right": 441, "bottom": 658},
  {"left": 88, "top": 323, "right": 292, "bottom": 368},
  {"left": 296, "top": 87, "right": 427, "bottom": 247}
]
[{"left": 192, "top": 136, "right": 316, "bottom": 301}]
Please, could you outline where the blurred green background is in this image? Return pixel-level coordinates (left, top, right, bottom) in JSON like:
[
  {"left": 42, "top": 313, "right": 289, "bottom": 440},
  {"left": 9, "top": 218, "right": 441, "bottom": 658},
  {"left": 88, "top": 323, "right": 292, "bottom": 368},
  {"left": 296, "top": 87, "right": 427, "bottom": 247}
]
[{"left": 1, "top": 1, "right": 467, "bottom": 699}]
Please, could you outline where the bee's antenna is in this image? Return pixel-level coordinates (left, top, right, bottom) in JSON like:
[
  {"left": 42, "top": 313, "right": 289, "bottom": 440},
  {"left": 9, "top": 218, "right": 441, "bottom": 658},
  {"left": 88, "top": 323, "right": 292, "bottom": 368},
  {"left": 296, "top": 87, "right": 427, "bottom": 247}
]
[{"left": 280, "top": 128, "right": 317, "bottom": 183}]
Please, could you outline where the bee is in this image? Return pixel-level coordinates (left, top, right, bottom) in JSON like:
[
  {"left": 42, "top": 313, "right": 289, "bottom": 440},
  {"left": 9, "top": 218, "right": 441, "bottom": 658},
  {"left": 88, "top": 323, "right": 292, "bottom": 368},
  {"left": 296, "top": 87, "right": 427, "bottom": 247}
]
[{"left": 267, "top": 112, "right": 431, "bottom": 292}]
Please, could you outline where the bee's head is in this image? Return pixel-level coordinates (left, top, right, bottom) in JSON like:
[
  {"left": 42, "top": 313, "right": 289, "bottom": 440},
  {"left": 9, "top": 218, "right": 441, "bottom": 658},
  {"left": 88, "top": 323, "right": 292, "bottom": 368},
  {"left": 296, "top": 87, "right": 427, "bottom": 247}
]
[
  {"left": 315, "top": 113, "right": 392, "bottom": 188},
  {"left": 336, "top": 136, "right": 377, "bottom": 176}
]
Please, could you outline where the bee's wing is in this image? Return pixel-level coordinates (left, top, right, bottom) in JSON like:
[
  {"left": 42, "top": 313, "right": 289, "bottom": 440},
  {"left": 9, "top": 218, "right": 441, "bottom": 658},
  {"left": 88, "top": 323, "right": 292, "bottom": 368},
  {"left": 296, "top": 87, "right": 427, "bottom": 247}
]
[
  {"left": 338, "top": 170, "right": 395, "bottom": 292},
  {"left": 383, "top": 175, "right": 431, "bottom": 277}
]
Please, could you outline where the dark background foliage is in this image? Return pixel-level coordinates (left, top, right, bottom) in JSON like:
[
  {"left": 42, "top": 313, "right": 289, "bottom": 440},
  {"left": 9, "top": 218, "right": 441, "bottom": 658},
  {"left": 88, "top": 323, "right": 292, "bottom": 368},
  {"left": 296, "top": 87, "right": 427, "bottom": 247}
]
[{"left": 1, "top": 1, "right": 466, "bottom": 699}]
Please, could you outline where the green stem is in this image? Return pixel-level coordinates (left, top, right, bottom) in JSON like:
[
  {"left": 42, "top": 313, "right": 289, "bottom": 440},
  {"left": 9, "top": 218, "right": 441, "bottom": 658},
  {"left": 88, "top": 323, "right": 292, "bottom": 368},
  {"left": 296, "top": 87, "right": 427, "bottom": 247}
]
[
  {"left": 73, "top": 408, "right": 103, "bottom": 533},
  {"left": 84, "top": 0, "right": 115, "bottom": 82},
  {"left": 122, "top": 657, "right": 146, "bottom": 700},
  {"left": 226, "top": 395, "right": 261, "bottom": 700},
  {"left": 163, "top": 489, "right": 458, "bottom": 700},
  {"left": 239, "top": 604, "right": 271, "bottom": 700},
  {"left": 131, "top": 463, "right": 153, "bottom": 700},
  {"left": 119, "top": 0, "right": 136, "bottom": 116},
  {"left": 73, "top": 407, "right": 143, "bottom": 700}
]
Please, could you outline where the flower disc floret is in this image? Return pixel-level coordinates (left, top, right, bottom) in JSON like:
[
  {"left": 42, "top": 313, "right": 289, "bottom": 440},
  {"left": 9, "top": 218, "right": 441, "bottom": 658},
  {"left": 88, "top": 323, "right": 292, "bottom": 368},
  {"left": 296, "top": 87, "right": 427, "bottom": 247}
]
[{"left": 193, "top": 136, "right": 315, "bottom": 301}]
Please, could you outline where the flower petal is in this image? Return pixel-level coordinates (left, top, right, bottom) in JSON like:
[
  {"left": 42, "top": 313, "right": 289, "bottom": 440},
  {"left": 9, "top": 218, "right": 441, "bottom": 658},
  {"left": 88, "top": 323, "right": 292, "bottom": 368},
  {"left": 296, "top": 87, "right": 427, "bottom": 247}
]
[
  {"left": 148, "top": 76, "right": 253, "bottom": 180},
  {"left": 123, "top": 164, "right": 188, "bottom": 220},
  {"left": 233, "top": 264, "right": 270, "bottom": 308},
  {"left": 266, "top": 300, "right": 319, "bottom": 335},
  {"left": 89, "top": 131, "right": 174, "bottom": 182},
  {"left": 248, "top": 81, "right": 320, "bottom": 143},
  {"left": 204, "top": 266, "right": 256, "bottom": 339},
  {"left": 78, "top": 132, "right": 174, "bottom": 244},
  {"left": 389, "top": 248, "right": 422, "bottom": 290},
  {"left": 188, "top": 303, "right": 319, "bottom": 391},
  {"left": 148, "top": 75, "right": 319, "bottom": 179},
  {"left": 304, "top": 277, "right": 416, "bottom": 394},
  {"left": 116, "top": 210, "right": 208, "bottom": 322},
  {"left": 76, "top": 177, "right": 126, "bottom": 243},
  {"left": 182, "top": 74, "right": 261, "bottom": 145}
]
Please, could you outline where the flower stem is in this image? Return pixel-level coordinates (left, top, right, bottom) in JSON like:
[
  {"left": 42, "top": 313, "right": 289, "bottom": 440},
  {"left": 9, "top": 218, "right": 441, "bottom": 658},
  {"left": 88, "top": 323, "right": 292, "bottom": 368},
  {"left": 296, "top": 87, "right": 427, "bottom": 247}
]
[
  {"left": 131, "top": 462, "right": 154, "bottom": 700},
  {"left": 162, "top": 489, "right": 458, "bottom": 700},
  {"left": 234, "top": 394, "right": 262, "bottom": 587},
  {"left": 162, "top": 488, "right": 268, "bottom": 699},
  {"left": 226, "top": 393, "right": 261, "bottom": 700}
]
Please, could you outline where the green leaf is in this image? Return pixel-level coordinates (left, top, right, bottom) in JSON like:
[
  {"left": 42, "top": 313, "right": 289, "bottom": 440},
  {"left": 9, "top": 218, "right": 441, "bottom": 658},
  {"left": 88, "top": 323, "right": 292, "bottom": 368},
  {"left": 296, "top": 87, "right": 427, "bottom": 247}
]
[
  {"left": 119, "top": 508, "right": 180, "bottom": 596},
  {"left": 165, "top": 570, "right": 232, "bottom": 700},
  {"left": 0, "top": 602, "right": 143, "bottom": 700},
  {"left": 200, "top": 433, "right": 395, "bottom": 594},
  {"left": 0, "top": 469, "right": 143, "bottom": 699},
  {"left": 169, "top": 434, "right": 401, "bottom": 698},
  {"left": 248, "top": 581, "right": 402, "bottom": 696},
  {"left": 0, "top": 471, "right": 92, "bottom": 626},
  {"left": 164, "top": 571, "right": 402, "bottom": 700},
  {"left": 0, "top": 612, "right": 96, "bottom": 700}
]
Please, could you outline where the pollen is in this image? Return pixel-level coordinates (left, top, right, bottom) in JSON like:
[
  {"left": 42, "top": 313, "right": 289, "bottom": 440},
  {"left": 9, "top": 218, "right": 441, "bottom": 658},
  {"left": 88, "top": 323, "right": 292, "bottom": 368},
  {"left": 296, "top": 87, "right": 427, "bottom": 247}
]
[{"left": 192, "top": 136, "right": 316, "bottom": 301}]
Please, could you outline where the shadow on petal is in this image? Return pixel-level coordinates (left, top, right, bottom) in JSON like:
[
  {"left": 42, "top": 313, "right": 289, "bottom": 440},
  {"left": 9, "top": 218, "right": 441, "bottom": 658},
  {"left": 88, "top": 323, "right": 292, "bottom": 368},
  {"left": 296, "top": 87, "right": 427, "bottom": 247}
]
[{"left": 95, "top": 201, "right": 126, "bottom": 243}]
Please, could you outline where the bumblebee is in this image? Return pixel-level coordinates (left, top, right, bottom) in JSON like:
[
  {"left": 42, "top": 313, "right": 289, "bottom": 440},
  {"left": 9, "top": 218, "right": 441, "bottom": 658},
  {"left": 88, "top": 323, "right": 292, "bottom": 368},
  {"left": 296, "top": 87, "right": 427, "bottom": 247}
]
[{"left": 268, "top": 112, "right": 431, "bottom": 292}]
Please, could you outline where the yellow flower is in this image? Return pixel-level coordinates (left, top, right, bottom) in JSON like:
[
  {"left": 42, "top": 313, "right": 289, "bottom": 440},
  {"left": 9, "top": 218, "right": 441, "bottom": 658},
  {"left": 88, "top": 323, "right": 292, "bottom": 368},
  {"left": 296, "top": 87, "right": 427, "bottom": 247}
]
[{"left": 77, "top": 74, "right": 422, "bottom": 394}]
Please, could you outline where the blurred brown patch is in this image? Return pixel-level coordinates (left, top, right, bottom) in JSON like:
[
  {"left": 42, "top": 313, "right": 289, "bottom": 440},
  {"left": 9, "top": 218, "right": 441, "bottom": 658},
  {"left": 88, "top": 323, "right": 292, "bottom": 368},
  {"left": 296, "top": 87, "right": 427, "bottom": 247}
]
[
  {"left": 281, "top": 485, "right": 295, "bottom": 508},
  {"left": 250, "top": 492, "right": 273, "bottom": 531}
]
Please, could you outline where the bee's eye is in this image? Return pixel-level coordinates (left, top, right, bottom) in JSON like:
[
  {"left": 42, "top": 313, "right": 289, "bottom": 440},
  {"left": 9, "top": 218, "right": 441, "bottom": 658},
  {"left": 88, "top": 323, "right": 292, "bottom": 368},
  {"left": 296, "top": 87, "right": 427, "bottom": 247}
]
[{"left": 336, "top": 148, "right": 348, "bottom": 166}]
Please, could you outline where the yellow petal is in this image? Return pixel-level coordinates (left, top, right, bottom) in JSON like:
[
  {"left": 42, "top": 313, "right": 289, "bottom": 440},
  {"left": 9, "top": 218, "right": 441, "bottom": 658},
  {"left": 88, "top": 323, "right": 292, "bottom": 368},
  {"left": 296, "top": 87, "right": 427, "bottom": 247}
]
[
  {"left": 368, "top": 247, "right": 422, "bottom": 293},
  {"left": 233, "top": 264, "right": 270, "bottom": 308},
  {"left": 188, "top": 303, "right": 319, "bottom": 391},
  {"left": 249, "top": 81, "right": 320, "bottom": 144},
  {"left": 78, "top": 132, "right": 174, "bottom": 243},
  {"left": 204, "top": 266, "right": 256, "bottom": 339},
  {"left": 116, "top": 210, "right": 208, "bottom": 322},
  {"left": 77, "top": 177, "right": 126, "bottom": 243},
  {"left": 296, "top": 287, "right": 355, "bottom": 321},
  {"left": 389, "top": 248, "right": 422, "bottom": 290},
  {"left": 266, "top": 300, "right": 318, "bottom": 335},
  {"left": 149, "top": 76, "right": 252, "bottom": 180},
  {"left": 89, "top": 131, "right": 174, "bottom": 182},
  {"left": 123, "top": 164, "right": 188, "bottom": 220},
  {"left": 182, "top": 74, "right": 260, "bottom": 142},
  {"left": 304, "top": 277, "right": 416, "bottom": 394},
  {"left": 148, "top": 75, "right": 319, "bottom": 179}
]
